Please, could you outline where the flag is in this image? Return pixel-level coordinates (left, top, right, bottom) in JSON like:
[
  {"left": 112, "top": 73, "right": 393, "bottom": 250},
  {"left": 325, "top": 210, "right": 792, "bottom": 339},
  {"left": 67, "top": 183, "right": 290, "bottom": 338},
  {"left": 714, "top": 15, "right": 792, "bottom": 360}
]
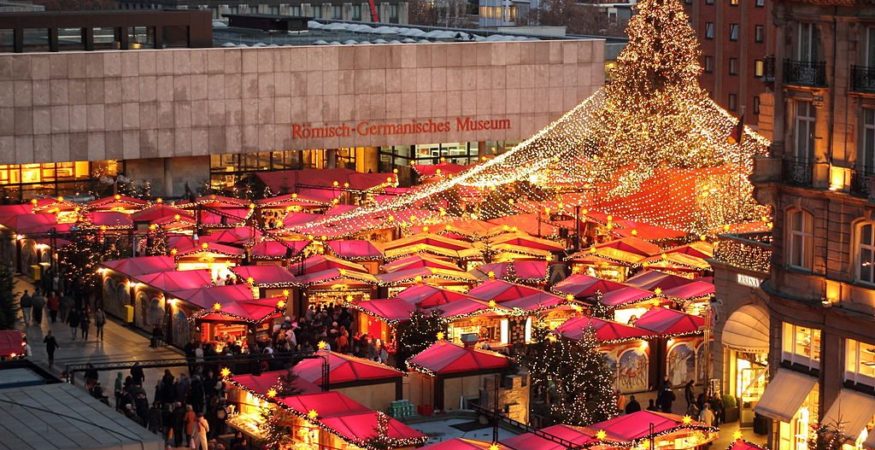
[{"left": 727, "top": 114, "right": 744, "bottom": 144}]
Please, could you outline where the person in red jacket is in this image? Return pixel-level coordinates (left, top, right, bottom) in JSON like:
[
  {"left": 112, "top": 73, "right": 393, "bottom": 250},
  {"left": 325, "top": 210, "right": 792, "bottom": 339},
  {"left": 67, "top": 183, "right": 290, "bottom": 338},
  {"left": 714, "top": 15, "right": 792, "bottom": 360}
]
[{"left": 47, "top": 291, "right": 60, "bottom": 324}]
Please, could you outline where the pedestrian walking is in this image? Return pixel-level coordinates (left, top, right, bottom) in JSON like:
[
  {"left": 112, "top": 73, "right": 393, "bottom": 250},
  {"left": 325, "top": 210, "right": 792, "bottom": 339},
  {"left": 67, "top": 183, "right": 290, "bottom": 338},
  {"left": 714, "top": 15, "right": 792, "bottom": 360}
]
[
  {"left": 79, "top": 310, "right": 91, "bottom": 341},
  {"left": 47, "top": 291, "right": 60, "bottom": 323},
  {"left": 684, "top": 379, "right": 695, "bottom": 410},
  {"left": 67, "top": 308, "right": 80, "bottom": 340},
  {"left": 131, "top": 362, "right": 145, "bottom": 386},
  {"left": 59, "top": 291, "right": 74, "bottom": 323},
  {"left": 43, "top": 331, "right": 59, "bottom": 367},
  {"left": 193, "top": 412, "right": 209, "bottom": 450},
  {"left": 19, "top": 290, "right": 32, "bottom": 324},
  {"left": 31, "top": 289, "right": 46, "bottom": 326},
  {"left": 183, "top": 405, "right": 196, "bottom": 444},
  {"left": 114, "top": 372, "right": 124, "bottom": 411},
  {"left": 147, "top": 401, "right": 163, "bottom": 434},
  {"left": 94, "top": 308, "right": 106, "bottom": 341},
  {"left": 699, "top": 402, "right": 716, "bottom": 426}
]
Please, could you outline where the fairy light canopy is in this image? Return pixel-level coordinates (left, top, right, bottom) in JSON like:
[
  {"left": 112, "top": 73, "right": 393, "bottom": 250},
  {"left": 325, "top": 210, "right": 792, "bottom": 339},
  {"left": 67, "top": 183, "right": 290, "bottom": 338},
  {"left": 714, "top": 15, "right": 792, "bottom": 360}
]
[{"left": 285, "top": 0, "right": 768, "bottom": 237}]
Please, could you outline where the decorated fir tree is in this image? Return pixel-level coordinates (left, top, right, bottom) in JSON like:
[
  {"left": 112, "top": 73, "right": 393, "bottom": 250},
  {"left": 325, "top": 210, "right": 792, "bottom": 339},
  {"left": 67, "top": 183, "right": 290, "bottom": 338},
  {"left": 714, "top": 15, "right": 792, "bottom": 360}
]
[
  {"left": 363, "top": 411, "right": 393, "bottom": 450},
  {"left": 57, "top": 230, "right": 125, "bottom": 298},
  {"left": 394, "top": 309, "right": 445, "bottom": 370},
  {"left": 522, "top": 325, "right": 617, "bottom": 426}
]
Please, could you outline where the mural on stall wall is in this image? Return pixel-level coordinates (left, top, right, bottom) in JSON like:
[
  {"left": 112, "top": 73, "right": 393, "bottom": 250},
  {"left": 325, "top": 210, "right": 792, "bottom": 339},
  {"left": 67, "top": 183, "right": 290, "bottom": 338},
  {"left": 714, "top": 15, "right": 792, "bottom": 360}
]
[
  {"left": 136, "top": 291, "right": 165, "bottom": 330},
  {"left": 172, "top": 310, "right": 190, "bottom": 348},
  {"left": 617, "top": 348, "right": 649, "bottom": 393},
  {"left": 696, "top": 343, "right": 706, "bottom": 384},
  {"left": 667, "top": 342, "right": 697, "bottom": 387},
  {"left": 20, "top": 240, "right": 35, "bottom": 278},
  {"left": 102, "top": 277, "right": 127, "bottom": 319}
]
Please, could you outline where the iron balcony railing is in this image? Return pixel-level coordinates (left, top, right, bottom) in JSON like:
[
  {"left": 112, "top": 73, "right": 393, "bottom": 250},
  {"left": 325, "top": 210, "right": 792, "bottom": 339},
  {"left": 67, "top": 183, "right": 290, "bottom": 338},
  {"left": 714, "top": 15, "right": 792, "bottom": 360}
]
[
  {"left": 784, "top": 59, "right": 827, "bottom": 87},
  {"left": 782, "top": 158, "right": 813, "bottom": 186},
  {"left": 852, "top": 65, "right": 875, "bottom": 93}
]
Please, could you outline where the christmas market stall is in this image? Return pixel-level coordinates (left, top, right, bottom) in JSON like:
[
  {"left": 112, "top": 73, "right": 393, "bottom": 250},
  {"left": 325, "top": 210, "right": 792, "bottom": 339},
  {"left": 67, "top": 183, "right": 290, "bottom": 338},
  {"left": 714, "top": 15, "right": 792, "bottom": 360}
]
[
  {"left": 172, "top": 242, "right": 245, "bottom": 282},
  {"left": 380, "top": 233, "right": 483, "bottom": 270},
  {"left": 626, "top": 270, "right": 699, "bottom": 292},
  {"left": 567, "top": 237, "right": 663, "bottom": 282},
  {"left": 554, "top": 316, "right": 654, "bottom": 394},
  {"left": 640, "top": 252, "right": 712, "bottom": 278},
  {"left": 465, "top": 279, "right": 568, "bottom": 345},
  {"left": 587, "top": 410, "right": 718, "bottom": 449},
  {"left": 470, "top": 260, "right": 550, "bottom": 286},
  {"left": 177, "top": 195, "right": 253, "bottom": 229},
  {"left": 382, "top": 254, "right": 464, "bottom": 273},
  {"left": 406, "top": 339, "right": 524, "bottom": 418},
  {"left": 224, "top": 369, "right": 321, "bottom": 440},
  {"left": 661, "top": 280, "right": 715, "bottom": 315},
  {"left": 501, "top": 424, "right": 616, "bottom": 450},
  {"left": 249, "top": 239, "right": 311, "bottom": 263},
  {"left": 295, "top": 265, "right": 379, "bottom": 309},
  {"left": 231, "top": 265, "right": 296, "bottom": 302},
  {"left": 485, "top": 232, "right": 565, "bottom": 263},
  {"left": 172, "top": 284, "right": 283, "bottom": 351},
  {"left": 632, "top": 308, "right": 706, "bottom": 387},
  {"left": 99, "top": 255, "right": 176, "bottom": 320},
  {"left": 377, "top": 267, "right": 478, "bottom": 296},
  {"left": 421, "top": 438, "right": 513, "bottom": 450},
  {"left": 130, "top": 269, "right": 212, "bottom": 332},
  {"left": 291, "top": 349, "right": 404, "bottom": 411},
  {"left": 275, "top": 391, "right": 427, "bottom": 450},
  {"left": 326, "top": 239, "right": 384, "bottom": 273}
]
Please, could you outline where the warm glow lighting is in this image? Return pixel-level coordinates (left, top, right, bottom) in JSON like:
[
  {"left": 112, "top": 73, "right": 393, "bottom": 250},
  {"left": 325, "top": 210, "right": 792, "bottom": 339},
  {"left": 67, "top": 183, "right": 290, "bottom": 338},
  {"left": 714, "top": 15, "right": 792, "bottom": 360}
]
[
  {"left": 436, "top": 331, "right": 445, "bottom": 340},
  {"left": 201, "top": 242, "right": 209, "bottom": 249},
  {"left": 596, "top": 430, "right": 607, "bottom": 440},
  {"left": 220, "top": 367, "right": 231, "bottom": 378},
  {"left": 317, "top": 340, "right": 328, "bottom": 350},
  {"left": 282, "top": 289, "right": 290, "bottom": 296},
  {"left": 266, "top": 388, "right": 277, "bottom": 398},
  {"left": 487, "top": 271, "right": 496, "bottom": 279},
  {"left": 307, "top": 409, "right": 318, "bottom": 420},
  {"left": 488, "top": 299, "right": 497, "bottom": 308},
  {"left": 682, "top": 415, "right": 692, "bottom": 425},
  {"left": 732, "top": 430, "right": 743, "bottom": 441},
  {"left": 246, "top": 276, "right": 255, "bottom": 285},
  {"left": 276, "top": 300, "right": 286, "bottom": 309},
  {"left": 213, "top": 302, "right": 222, "bottom": 311},
  {"left": 654, "top": 287, "right": 662, "bottom": 296}
]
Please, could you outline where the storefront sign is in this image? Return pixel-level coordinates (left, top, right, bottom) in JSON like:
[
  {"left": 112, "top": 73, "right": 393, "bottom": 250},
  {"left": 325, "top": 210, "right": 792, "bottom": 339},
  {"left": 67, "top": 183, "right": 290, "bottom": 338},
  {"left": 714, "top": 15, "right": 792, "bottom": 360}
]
[
  {"left": 291, "top": 117, "right": 512, "bottom": 139},
  {"left": 736, "top": 274, "right": 764, "bottom": 288}
]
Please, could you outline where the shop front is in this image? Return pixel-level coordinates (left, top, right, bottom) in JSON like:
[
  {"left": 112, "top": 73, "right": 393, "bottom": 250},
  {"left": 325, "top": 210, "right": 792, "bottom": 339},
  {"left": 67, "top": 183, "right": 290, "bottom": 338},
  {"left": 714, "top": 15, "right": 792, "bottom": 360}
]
[
  {"left": 755, "top": 368, "right": 819, "bottom": 450},
  {"left": 721, "top": 304, "right": 770, "bottom": 427}
]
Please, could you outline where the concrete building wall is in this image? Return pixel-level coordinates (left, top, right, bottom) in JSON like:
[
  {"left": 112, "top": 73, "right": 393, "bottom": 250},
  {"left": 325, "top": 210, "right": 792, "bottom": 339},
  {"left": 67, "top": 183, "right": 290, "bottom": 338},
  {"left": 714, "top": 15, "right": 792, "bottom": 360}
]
[{"left": 0, "top": 39, "right": 605, "bottom": 166}]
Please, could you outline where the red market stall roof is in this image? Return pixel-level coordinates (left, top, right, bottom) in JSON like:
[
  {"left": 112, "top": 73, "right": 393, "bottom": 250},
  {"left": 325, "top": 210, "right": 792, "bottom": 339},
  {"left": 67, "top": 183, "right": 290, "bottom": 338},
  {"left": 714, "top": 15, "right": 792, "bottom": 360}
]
[
  {"left": 473, "top": 261, "right": 549, "bottom": 283},
  {"left": 640, "top": 252, "right": 711, "bottom": 272},
  {"left": 293, "top": 350, "right": 403, "bottom": 385},
  {"left": 488, "top": 232, "right": 565, "bottom": 252},
  {"left": 195, "top": 299, "right": 281, "bottom": 323},
  {"left": 467, "top": 280, "right": 548, "bottom": 303},
  {"left": 251, "top": 239, "right": 310, "bottom": 259},
  {"left": 85, "top": 211, "right": 133, "bottom": 229},
  {"left": 231, "top": 265, "right": 297, "bottom": 288},
  {"left": 282, "top": 212, "right": 319, "bottom": 228},
  {"left": 412, "top": 162, "right": 470, "bottom": 178},
  {"left": 134, "top": 270, "right": 212, "bottom": 292},
  {"left": 382, "top": 233, "right": 474, "bottom": 252},
  {"left": 348, "top": 299, "right": 415, "bottom": 324},
  {"left": 278, "top": 391, "right": 369, "bottom": 417},
  {"left": 501, "top": 424, "right": 600, "bottom": 450},
  {"left": 626, "top": 270, "right": 695, "bottom": 292},
  {"left": 86, "top": 195, "right": 148, "bottom": 211},
  {"left": 597, "top": 237, "right": 663, "bottom": 256},
  {"left": 173, "top": 242, "right": 246, "bottom": 259},
  {"left": 662, "top": 280, "right": 715, "bottom": 300},
  {"left": 600, "top": 286, "right": 656, "bottom": 307},
  {"left": 295, "top": 268, "right": 379, "bottom": 287},
  {"left": 633, "top": 308, "right": 705, "bottom": 337},
  {"left": 592, "top": 410, "right": 716, "bottom": 444},
  {"left": 0, "top": 213, "right": 70, "bottom": 234},
  {"left": 130, "top": 204, "right": 191, "bottom": 223},
  {"left": 201, "top": 228, "right": 262, "bottom": 246},
  {"left": 102, "top": 256, "right": 176, "bottom": 277},
  {"left": 729, "top": 441, "right": 768, "bottom": 450},
  {"left": 500, "top": 291, "right": 566, "bottom": 313},
  {"left": 609, "top": 220, "right": 688, "bottom": 241},
  {"left": 301, "top": 254, "right": 369, "bottom": 274},
  {"left": 327, "top": 240, "right": 384, "bottom": 260},
  {"left": 0, "top": 204, "right": 33, "bottom": 221},
  {"left": 152, "top": 213, "right": 196, "bottom": 230},
  {"left": 555, "top": 316, "right": 652, "bottom": 343},
  {"left": 377, "top": 267, "right": 478, "bottom": 286},
  {"left": 488, "top": 213, "right": 559, "bottom": 237},
  {"left": 382, "top": 255, "right": 462, "bottom": 273},
  {"left": 422, "top": 439, "right": 513, "bottom": 450},
  {"left": 407, "top": 341, "right": 511, "bottom": 376},
  {"left": 0, "top": 330, "right": 25, "bottom": 357},
  {"left": 228, "top": 371, "right": 320, "bottom": 396},
  {"left": 434, "top": 297, "right": 510, "bottom": 320},
  {"left": 256, "top": 192, "right": 328, "bottom": 208},
  {"left": 552, "top": 275, "right": 627, "bottom": 299},
  {"left": 174, "top": 284, "right": 255, "bottom": 308},
  {"left": 395, "top": 284, "right": 475, "bottom": 308},
  {"left": 666, "top": 240, "right": 714, "bottom": 259}
]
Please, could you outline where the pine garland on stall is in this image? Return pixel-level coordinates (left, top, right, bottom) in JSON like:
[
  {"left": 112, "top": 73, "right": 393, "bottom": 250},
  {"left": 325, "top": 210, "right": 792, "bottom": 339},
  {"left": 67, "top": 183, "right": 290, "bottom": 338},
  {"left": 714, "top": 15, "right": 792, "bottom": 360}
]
[
  {"left": 522, "top": 324, "right": 618, "bottom": 426},
  {"left": 363, "top": 412, "right": 393, "bottom": 450},
  {"left": 260, "top": 405, "right": 293, "bottom": 450}
]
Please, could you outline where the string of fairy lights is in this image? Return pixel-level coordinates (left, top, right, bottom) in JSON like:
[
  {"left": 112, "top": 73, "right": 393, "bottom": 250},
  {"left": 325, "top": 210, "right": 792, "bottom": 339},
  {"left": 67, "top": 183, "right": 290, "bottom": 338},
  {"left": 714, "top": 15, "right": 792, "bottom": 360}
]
[{"left": 284, "top": 0, "right": 770, "bottom": 238}]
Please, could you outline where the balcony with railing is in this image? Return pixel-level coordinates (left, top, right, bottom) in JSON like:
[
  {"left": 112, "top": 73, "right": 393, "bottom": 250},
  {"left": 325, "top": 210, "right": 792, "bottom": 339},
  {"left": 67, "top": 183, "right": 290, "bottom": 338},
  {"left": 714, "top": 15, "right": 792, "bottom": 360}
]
[
  {"left": 784, "top": 59, "right": 827, "bottom": 87},
  {"left": 852, "top": 65, "right": 875, "bottom": 94},
  {"left": 713, "top": 232, "right": 773, "bottom": 276},
  {"left": 782, "top": 158, "right": 813, "bottom": 186}
]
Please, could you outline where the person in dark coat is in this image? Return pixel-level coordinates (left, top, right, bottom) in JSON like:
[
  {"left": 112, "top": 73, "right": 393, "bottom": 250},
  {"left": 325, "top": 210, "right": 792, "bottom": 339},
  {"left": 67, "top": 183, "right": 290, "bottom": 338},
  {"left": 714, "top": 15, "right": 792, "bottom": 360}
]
[
  {"left": 684, "top": 379, "right": 695, "bottom": 411},
  {"left": 79, "top": 309, "right": 91, "bottom": 341},
  {"left": 30, "top": 290, "right": 46, "bottom": 326},
  {"left": 59, "top": 291, "right": 74, "bottom": 323},
  {"left": 625, "top": 395, "right": 642, "bottom": 414},
  {"left": 171, "top": 402, "right": 186, "bottom": 447},
  {"left": 646, "top": 399, "right": 659, "bottom": 411},
  {"left": 67, "top": 308, "right": 80, "bottom": 340},
  {"left": 131, "top": 362, "right": 145, "bottom": 386},
  {"left": 147, "top": 402, "right": 163, "bottom": 434},
  {"left": 19, "top": 290, "right": 32, "bottom": 324},
  {"left": 43, "top": 330, "right": 59, "bottom": 366},
  {"left": 659, "top": 385, "right": 676, "bottom": 413}
]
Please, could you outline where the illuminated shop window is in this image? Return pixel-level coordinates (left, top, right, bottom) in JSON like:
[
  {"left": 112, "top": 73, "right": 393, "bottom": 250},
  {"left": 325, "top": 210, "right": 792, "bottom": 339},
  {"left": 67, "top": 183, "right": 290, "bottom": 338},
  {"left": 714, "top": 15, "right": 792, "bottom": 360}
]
[{"left": 781, "top": 322, "right": 821, "bottom": 369}]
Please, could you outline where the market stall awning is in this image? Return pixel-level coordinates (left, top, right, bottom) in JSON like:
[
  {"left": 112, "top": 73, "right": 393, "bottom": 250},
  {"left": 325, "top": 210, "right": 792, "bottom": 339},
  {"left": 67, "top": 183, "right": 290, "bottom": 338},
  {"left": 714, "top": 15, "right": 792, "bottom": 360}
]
[
  {"left": 754, "top": 368, "right": 818, "bottom": 422},
  {"left": 130, "top": 204, "right": 192, "bottom": 223},
  {"left": 407, "top": 341, "right": 511, "bottom": 376},
  {"left": 729, "top": 441, "right": 768, "bottom": 450},
  {"left": 301, "top": 254, "right": 368, "bottom": 274},
  {"left": 377, "top": 267, "right": 478, "bottom": 286},
  {"left": 422, "top": 438, "right": 513, "bottom": 450},
  {"left": 501, "top": 424, "right": 599, "bottom": 450},
  {"left": 633, "top": 307, "right": 704, "bottom": 336},
  {"left": 600, "top": 286, "right": 655, "bottom": 307},
  {"left": 0, "top": 330, "right": 24, "bottom": 357},
  {"left": 382, "top": 233, "right": 473, "bottom": 252},
  {"left": 202, "top": 228, "right": 262, "bottom": 246},
  {"left": 500, "top": 291, "right": 565, "bottom": 313},
  {"left": 593, "top": 410, "right": 716, "bottom": 444},
  {"left": 327, "top": 239, "right": 384, "bottom": 260},
  {"left": 256, "top": 192, "right": 328, "bottom": 208},
  {"left": 134, "top": 270, "right": 212, "bottom": 292},
  {"left": 488, "top": 232, "right": 566, "bottom": 252},
  {"left": 822, "top": 389, "right": 875, "bottom": 439},
  {"left": 174, "top": 284, "right": 255, "bottom": 308},
  {"left": 293, "top": 350, "right": 403, "bottom": 385},
  {"left": 382, "top": 254, "right": 462, "bottom": 273},
  {"left": 102, "top": 256, "right": 176, "bottom": 277},
  {"left": 0, "top": 213, "right": 70, "bottom": 234},
  {"left": 394, "top": 284, "right": 475, "bottom": 308},
  {"left": 721, "top": 305, "right": 769, "bottom": 353},
  {"left": 512, "top": 260, "right": 549, "bottom": 281},
  {"left": 86, "top": 195, "right": 148, "bottom": 211},
  {"left": 626, "top": 270, "right": 695, "bottom": 291},
  {"left": 85, "top": 211, "right": 134, "bottom": 229},
  {"left": 196, "top": 299, "right": 280, "bottom": 323},
  {"left": 348, "top": 298, "right": 415, "bottom": 323},
  {"left": 174, "top": 242, "right": 246, "bottom": 259},
  {"left": 228, "top": 371, "right": 320, "bottom": 396},
  {"left": 488, "top": 213, "right": 559, "bottom": 237},
  {"left": 641, "top": 252, "right": 712, "bottom": 271},
  {"left": 556, "top": 316, "right": 652, "bottom": 343},
  {"left": 553, "top": 274, "right": 627, "bottom": 299},
  {"left": 433, "top": 297, "right": 510, "bottom": 320},
  {"left": 467, "top": 280, "right": 546, "bottom": 303},
  {"left": 278, "top": 391, "right": 370, "bottom": 417},
  {"left": 666, "top": 240, "right": 715, "bottom": 259},
  {"left": 596, "top": 237, "right": 662, "bottom": 257},
  {"left": 412, "top": 162, "right": 471, "bottom": 178},
  {"left": 662, "top": 280, "right": 715, "bottom": 300},
  {"left": 318, "top": 411, "right": 426, "bottom": 446},
  {"left": 231, "top": 265, "right": 297, "bottom": 288},
  {"left": 295, "top": 268, "right": 379, "bottom": 287},
  {"left": 250, "top": 240, "right": 310, "bottom": 259}
]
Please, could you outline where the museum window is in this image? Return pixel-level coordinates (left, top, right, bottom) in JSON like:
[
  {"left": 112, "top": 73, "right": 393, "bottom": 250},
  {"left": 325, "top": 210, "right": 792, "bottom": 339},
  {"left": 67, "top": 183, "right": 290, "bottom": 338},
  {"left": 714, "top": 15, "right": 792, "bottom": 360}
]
[
  {"left": 781, "top": 322, "right": 821, "bottom": 369},
  {"left": 0, "top": 160, "right": 119, "bottom": 202},
  {"left": 705, "top": 22, "right": 714, "bottom": 39},
  {"left": 704, "top": 56, "right": 714, "bottom": 73},
  {"left": 786, "top": 208, "right": 813, "bottom": 270},
  {"left": 729, "top": 58, "right": 738, "bottom": 75},
  {"left": 856, "top": 221, "right": 875, "bottom": 284},
  {"left": 755, "top": 59, "right": 765, "bottom": 77},
  {"left": 755, "top": 25, "right": 764, "bottom": 43},
  {"left": 845, "top": 339, "right": 875, "bottom": 387},
  {"left": 730, "top": 0, "right": 739, "bottom": 5},
  {"left": 729, "top": 23, "right": 740, "bottom": 41},
  {"left": 755, "top": 0, "right": 764, "bottom": 6}
]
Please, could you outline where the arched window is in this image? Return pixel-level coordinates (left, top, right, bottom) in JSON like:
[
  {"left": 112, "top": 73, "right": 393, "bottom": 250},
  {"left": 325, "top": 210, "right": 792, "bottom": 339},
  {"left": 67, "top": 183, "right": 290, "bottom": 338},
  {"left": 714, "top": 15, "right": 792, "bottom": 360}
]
[
  {"left": 786, "top": 208, "right": 813, "bottom": 270},
  {"left": 857, "top": 221, "right": 875, "bottom": 284}
]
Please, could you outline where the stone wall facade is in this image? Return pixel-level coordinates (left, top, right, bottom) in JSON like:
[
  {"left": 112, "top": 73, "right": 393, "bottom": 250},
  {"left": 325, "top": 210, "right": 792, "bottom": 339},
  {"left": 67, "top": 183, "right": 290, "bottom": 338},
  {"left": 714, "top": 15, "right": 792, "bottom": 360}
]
[{"left": 0, "top": 39, "right": 605, "bottom": 166}]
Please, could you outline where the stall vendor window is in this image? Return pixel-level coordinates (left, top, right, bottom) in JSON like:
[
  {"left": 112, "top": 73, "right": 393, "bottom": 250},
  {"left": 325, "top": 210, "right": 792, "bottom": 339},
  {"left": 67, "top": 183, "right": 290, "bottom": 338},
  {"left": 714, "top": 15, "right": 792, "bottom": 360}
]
[
  {"left": 782, "top": 322, "right": 821, "bottom": 369},
  {"left": 846, "top": 338, "right": 875, "bottom": 387}
]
